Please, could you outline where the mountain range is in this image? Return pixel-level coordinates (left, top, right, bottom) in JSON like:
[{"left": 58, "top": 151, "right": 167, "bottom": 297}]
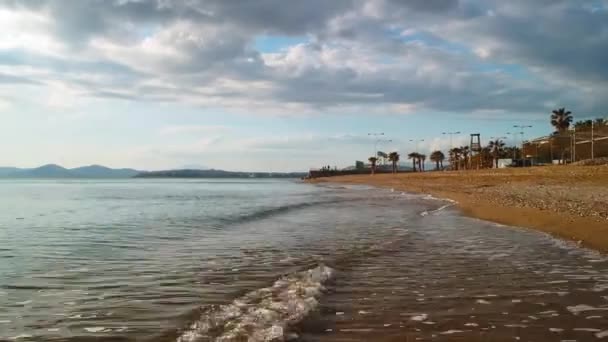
[
  {"left": 0, "top": 165, "right": 307, "bottom": 179},
  {"left": 135, "top": 169, "right": 308, "bottom": 178},
  {"left": 0, "top": 164, "right": 141, "bottom": 178}
]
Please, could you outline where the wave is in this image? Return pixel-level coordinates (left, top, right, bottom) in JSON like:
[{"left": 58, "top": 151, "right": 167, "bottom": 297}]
[
  {"left": 176, "top": 264, "right": 334, "bottom": 342},
  {"left": 419, "top": 203, "right": 456, "bottom": 217},
  {"left": 217, "top": 199, "right": 359, "bottom": 227}
]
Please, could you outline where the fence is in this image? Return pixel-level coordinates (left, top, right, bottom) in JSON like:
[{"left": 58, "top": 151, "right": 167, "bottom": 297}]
[{"left": 523, "top": 124, "right": 608, "bottom": 163}]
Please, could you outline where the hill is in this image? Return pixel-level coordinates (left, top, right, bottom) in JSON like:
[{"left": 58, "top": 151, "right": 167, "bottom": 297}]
[
  {"left": 1, "top": 164, "right": 141, "bottom": 178},
  {"left": 134, "top": 169, "right": 307, "bottom": 179},
  {"left": 70, "top": 165, "right": 140, "bottom": 178}
]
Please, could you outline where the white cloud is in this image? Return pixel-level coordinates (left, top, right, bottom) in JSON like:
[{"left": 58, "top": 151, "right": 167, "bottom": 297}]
[
  {"left": 159, "top": 125, "right": 231, "bottom": 136},
  {"left": 0, "top": 97, "right": 10, "bottom": 111},
  {"left": 0, "top": 0, "right": 606, "bottom": 116}
]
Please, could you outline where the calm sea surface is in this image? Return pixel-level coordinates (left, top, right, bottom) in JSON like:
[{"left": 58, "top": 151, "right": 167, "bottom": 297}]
[{"left": 2, "top": 179, "right": 608, "bottom": 342}]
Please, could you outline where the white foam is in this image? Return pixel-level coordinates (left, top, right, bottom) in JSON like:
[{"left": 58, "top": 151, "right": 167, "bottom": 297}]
[
  {"left": 464, "top": 323, "right": 478, "bottom": 327},
  {"left": 177, "top": 265, "right": 334, "bottom": 342},
  {"left": 476, "top": 299, "right": 491, "bottom": 305},
  {"left": 410, "top": 314, "right": 428, "bottom": 321},
  {"left": 84, "top": 327, "right": 106, "bottom": 333},
  {"left": 0, "top": 320, "right": 11, "bottom": 324},
  {"left": 574, "top": 328, "right": 601, "bottom": 332},
  {"left": 440, "top": 330, "right": 463, "bottom": 334},
  {"left": 550, "top": 328, "right": 564, "bottom": 333},
  {"left": 10, "top": 334, "right": 33, "bottom": 340},
  {"left": 596, "top": 330, "right": 608, "bottom": 338},
  {"left": 423, "top": 194, "right": 458, "bottom": 204},
  {"left": 567, "top": 304, "right": 608, "bottom": 315}
]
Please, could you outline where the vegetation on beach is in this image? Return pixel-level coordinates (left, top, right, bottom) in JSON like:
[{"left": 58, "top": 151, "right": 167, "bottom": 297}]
[
  {"left": 368, "top": 157, "right": 378, "bottom": 175},
  {"left": 388, "top": 152, "right": 400, "bottom": 174},
  {"left": 430, "top": 151, "right": 445, "bottom": 170}
]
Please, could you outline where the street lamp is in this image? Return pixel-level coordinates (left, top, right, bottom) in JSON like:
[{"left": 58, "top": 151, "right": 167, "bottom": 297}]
[
  {"left": 409, "top": 139, "right": 425, "bottom": 153},
  {"left": 505, "top": 132, "right": 523, "bottom": 159},
  {"left": 368, "top": 133, "right": 385, "bottom": 157},
  {"left": 442, "top": 131, "right": 461, "bottom": 150},
  {"left": 513, "top": 125, "right": 532, "bottom": 166}
]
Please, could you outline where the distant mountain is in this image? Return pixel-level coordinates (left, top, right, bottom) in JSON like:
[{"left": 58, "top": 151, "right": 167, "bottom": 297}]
[
  {"left": 21, "top": 164, "right": 72, "bottom": 178},
  {"left": 1, "top": 164, "right": 141, "bottom": 178},
  {"left": 70, "top": 165, "right": 140, "bottom": 178},
  {"left": 179, "top": 164, "right": 209, "bottom": 170},
  {"left": 0, "top": 167, "right": 22, "bottom": 177},
  {"left": 135, "top": 169, "right": 307, "bottom": 179}
]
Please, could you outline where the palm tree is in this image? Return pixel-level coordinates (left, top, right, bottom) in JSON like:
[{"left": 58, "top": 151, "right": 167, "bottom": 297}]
[
  {"left": 460, "top": 146, "right": 470, "bottom": 170},
  {"left": 368, "top": 156, "right": 378, "bottom": 175},
  {"left": 430, "top": 150, "right": 445, "bottom": 170},
  {"left": 551, "top": 108, "right": 573, "bottom": 133},
  {"left": 595, "top": 118, "right": 607, "bottom": 127},
  {"left": 479, "top": 146, "right": 493, "bottom": 168},
  {"left": 574, "top": 119, "right": 593, "bottom": 130},
  {"left": 488, "top": 139, "right": 505, "bottom": 168},
  {"left": 503, "top": 146, "right": 520, "bottom": 160},
  {"left": 419, "top": 154, "right": 426, "bottom": 172},
  {"left": 449, "top": 147, "right": 462, "bottom": 170},
  {"left": 388, "top": 152, "right": 400, "bottom": 173},
  {"left": 407, "top": 152, "right": 419, "bottom": 172}
]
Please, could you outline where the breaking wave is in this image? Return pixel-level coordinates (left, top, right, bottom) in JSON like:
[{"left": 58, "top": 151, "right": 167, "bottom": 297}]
[{"left": 177, "top": 264, "right": 335, "bottom": 342}]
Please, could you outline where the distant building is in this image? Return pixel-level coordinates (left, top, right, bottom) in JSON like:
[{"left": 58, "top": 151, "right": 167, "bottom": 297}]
[{"left": 496, "top": 159, "right": 513, "bottom": 168}]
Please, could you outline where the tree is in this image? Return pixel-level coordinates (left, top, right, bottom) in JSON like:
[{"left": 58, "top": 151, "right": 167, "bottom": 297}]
[
  {"left": 503, "top": 146, "right": 520, "bottom": 160},
  {"left": 551, "top": 108, "right": 573, "bottom": 133},
  {"left": 574, "top": 119, "right": 593, "bottom": 130},
  {"left": 460, "top": 146, "right": 470, "bottom": 170},
  {"left": 388, "top": 152, "right": 400, "bottom": 173},
  {"left": 419, "top": 154, "right": 426, "bottom": 172},
  {"left": 368, "top": 157, "right": 378, "bottom": 175},
  {"left": 408, "top": 152, "right": 419, "bottom": 172},
  {"left": 576, "top": 118, "right": 608, "bottom": 130},
  {"left": 478, "top": 146, "right": 492, "bottom": 168},
  {"left": 430, "top": 150, "right": 445, "bottom": 170},
  {"left": 488, "top": 139, "right": 506, "bottom": 168},
  {"left": 449, "top": 147, "right": 462, "bottom": 170}
]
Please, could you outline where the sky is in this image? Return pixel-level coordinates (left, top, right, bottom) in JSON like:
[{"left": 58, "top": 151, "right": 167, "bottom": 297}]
[{"left": 1, "top": 0, "right": 607, "bottom": 172}]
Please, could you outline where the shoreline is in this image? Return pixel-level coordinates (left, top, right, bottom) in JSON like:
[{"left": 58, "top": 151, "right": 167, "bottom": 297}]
[{"left": 308, "top": 165, "right": 608, "bottom": 252}]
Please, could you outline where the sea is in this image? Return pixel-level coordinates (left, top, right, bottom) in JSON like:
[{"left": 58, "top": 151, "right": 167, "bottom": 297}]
[{"left": 3, "top": 179, "right": 608, "bottom": 341}]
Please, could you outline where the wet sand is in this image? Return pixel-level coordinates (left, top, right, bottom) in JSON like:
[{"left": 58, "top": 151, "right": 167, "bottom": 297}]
[{"left": 308, "top": 165, "right": 608, "bottom": 252}]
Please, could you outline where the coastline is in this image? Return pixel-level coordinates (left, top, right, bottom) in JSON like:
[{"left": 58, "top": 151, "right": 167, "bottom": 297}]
[{"left": 308, "top": 165, "right": 608, "bottom": 252}]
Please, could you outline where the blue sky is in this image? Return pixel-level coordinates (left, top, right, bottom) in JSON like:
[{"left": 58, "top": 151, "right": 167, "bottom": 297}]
[{"left": 1, "top": 1, "right": 607, "bottom": 171}]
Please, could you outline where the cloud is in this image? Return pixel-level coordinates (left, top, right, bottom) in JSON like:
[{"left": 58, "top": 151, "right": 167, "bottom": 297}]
[
  {"left": 159, "top": 124, "right": 231, "bottom": 136},
  {"left": 0, "top": 0, "right": 606, "bottom": 115}
]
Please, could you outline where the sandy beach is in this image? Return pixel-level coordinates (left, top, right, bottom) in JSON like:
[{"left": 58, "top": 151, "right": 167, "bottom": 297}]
[{"left": 309, "top": 165, "right": 608, "bottom": 252}]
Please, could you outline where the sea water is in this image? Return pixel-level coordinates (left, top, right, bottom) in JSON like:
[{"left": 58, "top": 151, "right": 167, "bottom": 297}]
[{"left": 3, "top": 179, "right": 608, "bottom": 341}]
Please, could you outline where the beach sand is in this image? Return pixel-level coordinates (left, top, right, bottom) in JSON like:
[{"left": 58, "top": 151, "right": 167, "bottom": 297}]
[{"left": 309, "top": 165, "right": 608, "bottom": 252}]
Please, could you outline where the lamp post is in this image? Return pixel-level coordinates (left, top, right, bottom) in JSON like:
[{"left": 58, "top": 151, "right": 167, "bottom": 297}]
[
  {"left": 513, "top": 125, "right": 532, "bottom": 166},
  {"left": 409, "top": 139, "right": 424, "bottom": 153},
  {"left": 505, "top": 132, "right": 519, "bottom": 159},
  {"left": 442, "top": 131, "right": 461, "bottom": 150},
  {"left": 375, "top": 139, "right": 392, "bottom": 164},
  {"left": 368, "top": 132, "right": 385, "bottom": 158}
]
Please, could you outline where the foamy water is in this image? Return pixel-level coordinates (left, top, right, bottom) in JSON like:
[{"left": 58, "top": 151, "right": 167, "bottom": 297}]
[
  {"left": 178, "top": 265, "right": 334, "bottom": 342},
  {"left": 3, "top": 179, "right": 608, "bottom": 341}
]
